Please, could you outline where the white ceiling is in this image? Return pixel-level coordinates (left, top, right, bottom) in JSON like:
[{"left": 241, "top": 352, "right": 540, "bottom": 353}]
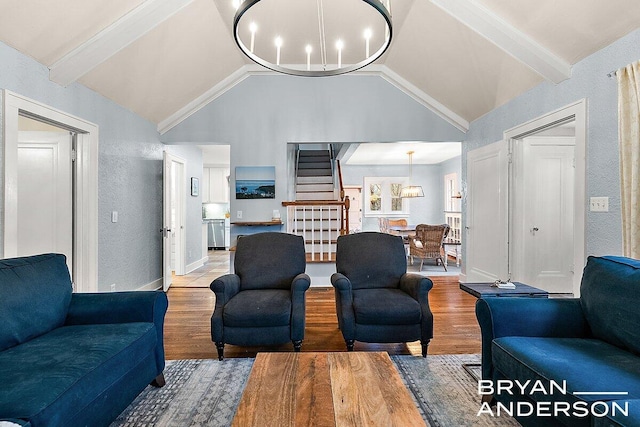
[
  {"left": 1, "top": 0, "right": 639, "bottom": 133},
  {"left": 344, "top": 142, "right": 461, "bottom": 165}
]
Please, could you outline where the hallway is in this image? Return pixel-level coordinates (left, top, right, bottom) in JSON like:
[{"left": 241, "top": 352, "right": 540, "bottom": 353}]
[{"left": 171, "top": 250, "right": 230, "bottom": 288}]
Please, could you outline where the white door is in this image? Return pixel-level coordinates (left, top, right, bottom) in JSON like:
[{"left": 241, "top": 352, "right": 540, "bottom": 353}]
[
  {"left": 163, "top": 152, "right": 186, "bottom": 291},
  {"left": 344, "top": 187, "right": 362, "bottom": 233},
  {"left": 515, "top": 137, "right": 575, "bottom": 293},
  {"left": 465, "top": 140, "right": 509, "bottom": 282},
  {"left": 17, "top": 131, "right": 73, "bottom": 275}
]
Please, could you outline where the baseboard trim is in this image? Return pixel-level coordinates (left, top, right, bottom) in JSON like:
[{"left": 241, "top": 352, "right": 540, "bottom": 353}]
[
  {"left": 136, "top": 278, "right": 163, "bottom": 291},
  {"left": 186, "top": 256, "right": 208, "bottom": 274}
]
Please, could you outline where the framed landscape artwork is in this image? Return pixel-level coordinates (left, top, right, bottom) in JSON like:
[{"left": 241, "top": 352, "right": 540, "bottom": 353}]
[{"left": 235, "top": 166, "right": 276, "bottom": 199}]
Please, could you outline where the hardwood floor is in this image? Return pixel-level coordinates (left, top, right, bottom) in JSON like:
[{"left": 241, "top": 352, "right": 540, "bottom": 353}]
[{"left": 164, "top": 275, "right": 481, "bottom": 360}]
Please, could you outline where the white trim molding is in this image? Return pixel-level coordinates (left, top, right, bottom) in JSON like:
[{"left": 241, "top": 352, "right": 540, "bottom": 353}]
[
  {"left": 186, "top": 256, "right": 208, "bottom": 274},
  {"left": 2, "top": 90, "right": 99, "bottom": 292},
  {"left": 429, "top": 0, "right": 571, "bottom": 84},
  {"left": 158, "top": 64, "right": 470, "bottom": 135},
  {"left": 50, "top": 0, "right": 195, "bottom": 86}
]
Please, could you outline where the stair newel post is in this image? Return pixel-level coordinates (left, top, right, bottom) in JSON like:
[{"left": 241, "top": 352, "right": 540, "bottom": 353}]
[{"left": 343, "top": 196, "right": 350, "bottom": 235}]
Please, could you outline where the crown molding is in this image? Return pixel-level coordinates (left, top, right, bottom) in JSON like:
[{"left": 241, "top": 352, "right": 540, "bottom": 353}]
[
  {"left": 50, "top": 0, "right": 195, "bottom": 87},
  {"left": 158, "top": 64, "right": 468, "bottom": 135},
  {"left": 430, "top": 0, "right": 571, "bottom": 84}
]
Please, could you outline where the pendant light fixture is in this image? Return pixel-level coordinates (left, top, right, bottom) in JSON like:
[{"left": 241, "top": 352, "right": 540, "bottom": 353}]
[
  {"left": 233, "top": 0, "right": 393, "bottom": 77},
  {"left": 401, "top": 150, "right": 424, "bottom": 198}
]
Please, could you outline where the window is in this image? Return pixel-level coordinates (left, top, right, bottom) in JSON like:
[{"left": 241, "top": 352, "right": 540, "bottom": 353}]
[{"left": 364, "top": 177, "right": 409, "bottom": 217}]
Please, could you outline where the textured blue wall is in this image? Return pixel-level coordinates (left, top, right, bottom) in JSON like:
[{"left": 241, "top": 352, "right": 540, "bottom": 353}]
[
  {"left": 464, "top": 28, "right": 640, "bottom": 259},
  {"left": 0, "top": 41, "right": 163, "bottom": 292},
  {"left": 162, "top": 75, "right": 467, "bottom": 239}
]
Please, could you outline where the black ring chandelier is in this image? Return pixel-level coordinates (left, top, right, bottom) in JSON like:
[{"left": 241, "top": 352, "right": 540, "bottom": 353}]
[{"left": 233, "top": 0, "right": 393, "bottom": 77}]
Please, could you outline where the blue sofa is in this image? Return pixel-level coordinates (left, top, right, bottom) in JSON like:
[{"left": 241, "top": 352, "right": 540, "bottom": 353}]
[
  {"left": 476, "top": 256, "right": 640, "bottom": 427},
  {"left": 0, "top": 254, "right": 168, "bottom": 427}
]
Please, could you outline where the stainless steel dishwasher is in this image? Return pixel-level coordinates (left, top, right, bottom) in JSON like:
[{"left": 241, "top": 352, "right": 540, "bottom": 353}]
[{"left": 207, "top": 219, "right": 226, "bottom": 250}]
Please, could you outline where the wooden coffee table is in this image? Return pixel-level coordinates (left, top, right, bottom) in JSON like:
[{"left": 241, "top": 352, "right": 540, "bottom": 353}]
[{"left": 232, "top": 352, "right": 426, "bottom": 427}]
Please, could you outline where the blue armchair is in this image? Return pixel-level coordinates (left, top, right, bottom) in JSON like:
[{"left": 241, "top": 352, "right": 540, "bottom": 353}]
[
  {"left": 210, "top": 232, "right": 311, "bottom": 360},
  {"left": 331, "top": 232, "right": 434, "bottom": 357}
]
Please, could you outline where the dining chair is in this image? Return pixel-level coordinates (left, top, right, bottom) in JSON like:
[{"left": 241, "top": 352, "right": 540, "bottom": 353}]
[{"left": 409, "top": 224, "right": 451, "bottom": 271}]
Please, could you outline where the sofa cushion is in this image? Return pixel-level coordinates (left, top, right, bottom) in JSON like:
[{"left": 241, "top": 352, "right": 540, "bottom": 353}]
[
  {"left": 592, "top": 399, "right": 640, "bottom": 426},
  {"left": 0, "top": 323, "right": 156, "bottom": 425},
  {"left": 493, "top": 337, "right": 640, "bottom": 403},
  {"left": 580, "top": 256, "right": 640, "bottom": 355},
  {"left": 353, "top": 288, "right": 421, "bottom": 325},
  {"left": 0, "top": 254, "right": 72, "bottom": 352},
  {"left": 223, "top": 289, "right": 292, "bottom": 327}
]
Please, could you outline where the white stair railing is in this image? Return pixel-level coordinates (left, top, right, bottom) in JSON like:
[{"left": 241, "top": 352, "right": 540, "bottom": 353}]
[{"left": 283, "top": 202, "right": 345, "bottom": 261}]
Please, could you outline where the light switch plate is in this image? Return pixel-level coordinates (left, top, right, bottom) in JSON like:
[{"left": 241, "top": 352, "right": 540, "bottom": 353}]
[
  {"left": 111, "top": 211, "right": 118, "bottom": 222},
  {"left": 589, "top": 197, "right": 609, "bottom": 212}
]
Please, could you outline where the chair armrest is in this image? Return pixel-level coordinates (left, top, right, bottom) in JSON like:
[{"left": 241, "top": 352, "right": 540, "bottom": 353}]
[
  {"left": 476, "top": 297, "right": 589, "bottom": 380},
  {"left": 290, "top": 273, "right": 311, "bottom": 342},
  {"left": 399, "top": 273, "right": 433, "bottom": 302},
  {"left": 210, "top": 274, "right": 241, "bottom": 344},
  {"left": 331, "top": 273, "right": 355, "bottom": 339},
  {"left": 291, "top": 273, "right": 311, "bottom": 294},
  {"left": 210, "top": 274, "right": 241, "bottom": 306},
  {"left": 65, "top": 291, "right": 168, "bottom": 326},
  {"left": 400, "top": 273, "right": 434, "bottom": 342}
]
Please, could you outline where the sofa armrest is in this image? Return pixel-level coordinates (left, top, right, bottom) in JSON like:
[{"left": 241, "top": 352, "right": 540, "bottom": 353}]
[
  {"left": 290, "top": 273, "right": 311, "bottom": 341},
  {"left": 209, "top": 274, "right": 241, "bottom": 344},
  {"left": 65, "top": 291, "right": 168, "bottom": 373},
  {"left": 475, "top": 297, "right": 589, "bottom": 380},
  {"left": 331, "top": 273, "right": 355, "bottom": 339}
]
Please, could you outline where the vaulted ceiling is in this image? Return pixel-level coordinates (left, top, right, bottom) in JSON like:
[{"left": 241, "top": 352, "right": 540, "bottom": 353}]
[{"left": 1, "top": 0, "right": 639, "bottom": 134}]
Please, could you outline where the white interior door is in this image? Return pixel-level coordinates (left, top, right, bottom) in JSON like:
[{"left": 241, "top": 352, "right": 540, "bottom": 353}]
[
  {"left": 465, "top": 140, "right": 509, "bottom": 282},
  {"left": 344, "top": 187, "right": 362, "bottom": 233},
  {"left": 163, "top": 152, "right": 186, "bottom": 291},
  {"left": 514, "top": 136, "right": 575, "bottom": 293},
  {"left": 17, "top": 131, "right": 73, "bottom": 275}
]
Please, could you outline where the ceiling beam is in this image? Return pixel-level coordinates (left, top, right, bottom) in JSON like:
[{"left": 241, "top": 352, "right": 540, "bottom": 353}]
[
  {"left": 430, "top": 0, "right": 571, "bottom": 84},
  {"left": 49, "top": 0, "right": 195, "bottom": 87}
]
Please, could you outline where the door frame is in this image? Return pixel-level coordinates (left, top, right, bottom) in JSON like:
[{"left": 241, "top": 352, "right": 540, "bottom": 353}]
[
  {"left": 504, "top": 99, "right": 587, "bottom": 296},
  {"left": 3, "top": 90, "right": 98, "bottom": 292},
  {"left": 162, "top": 151, "right": 186, "bottom": 291}
]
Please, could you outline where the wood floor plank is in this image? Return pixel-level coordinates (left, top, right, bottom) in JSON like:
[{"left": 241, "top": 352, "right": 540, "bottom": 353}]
[{"left": 164, "top": 276, "right": 481, "bottom": 359}]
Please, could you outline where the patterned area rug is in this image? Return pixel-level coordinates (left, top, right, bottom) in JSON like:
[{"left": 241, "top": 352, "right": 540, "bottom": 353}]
[{"left": 111, "top": 354, "right": 520, "bottom": 427}]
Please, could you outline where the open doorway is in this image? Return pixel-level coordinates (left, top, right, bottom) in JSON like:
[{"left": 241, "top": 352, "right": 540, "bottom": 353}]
[{"left": 3, "top": 90, "right": 98, "bottom": 292}]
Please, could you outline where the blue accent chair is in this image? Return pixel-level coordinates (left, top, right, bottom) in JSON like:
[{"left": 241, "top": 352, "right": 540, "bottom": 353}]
[
  {"left": 331, "top": 232, "right": 434, "bottom": 357},
  {"left": 210, "top": 232, "right": 311, "bottom": 360},
  {"left": 0, "top": 253, "right": 168, "bottom": 427},
  {"left": 476, "top": 256, "right": 640, "bottom": 426}
]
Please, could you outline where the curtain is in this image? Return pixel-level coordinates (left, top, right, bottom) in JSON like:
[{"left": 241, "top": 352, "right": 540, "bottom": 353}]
[{"left": 618, "top": 60, "right": 640, "bottom": 258}]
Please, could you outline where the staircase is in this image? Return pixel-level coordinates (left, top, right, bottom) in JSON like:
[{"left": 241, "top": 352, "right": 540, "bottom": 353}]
[
  {"left": 295, "top": 150, "right": 337, "bottom": 201},
  {"left": 283, "top": 147, "right": 348, "bottom": 262}
]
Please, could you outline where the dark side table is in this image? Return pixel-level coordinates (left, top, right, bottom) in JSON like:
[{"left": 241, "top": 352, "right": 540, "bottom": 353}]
[
  {"left": 459, "top": 281, "right": 548, "bottom": 382},
  {"left": 460, "top": 282, "right": 549, "bottom": 298}
]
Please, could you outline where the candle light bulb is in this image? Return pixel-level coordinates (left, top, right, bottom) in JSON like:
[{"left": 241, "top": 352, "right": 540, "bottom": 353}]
[
  {"left": 275, "top": 36, "right": 283, "bottom": 65},
  {"left": 364, "top": 28, "right": 372, "bottom": 58},
  {"left": 336, "top": 39, "right": 343, "bottom": 68},
  {"left": 249, "top": 22, "right": 257, "bottom": 53},
  {"left": 305, "top": 45, "right": 312, "bottom": 71}
]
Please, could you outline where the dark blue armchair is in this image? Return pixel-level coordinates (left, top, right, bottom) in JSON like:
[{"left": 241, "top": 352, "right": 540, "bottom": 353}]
[
  {"left": 210, "top": 232, "right": 311, "bottom": 360},
  {"left": 331, "top": 232, "right": 434, "bottom": 357}
]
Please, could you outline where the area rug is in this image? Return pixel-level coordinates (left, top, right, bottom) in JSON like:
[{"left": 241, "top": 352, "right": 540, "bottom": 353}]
[{"left": 111, "top": 354, "right": 519, "bottom": 427}]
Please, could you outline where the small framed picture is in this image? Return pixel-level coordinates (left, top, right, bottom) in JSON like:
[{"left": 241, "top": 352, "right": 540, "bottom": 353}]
[{"left": 191, "top": 177, "right": 199, "bottom": 197}]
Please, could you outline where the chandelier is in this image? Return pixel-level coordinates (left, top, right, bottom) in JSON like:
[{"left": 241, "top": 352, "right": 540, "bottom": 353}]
[
  {"left": 232, "top": 0, "right": 393, "bottom": 77},
  {"left": 401, "top": 151, "right": 424, "bottom": 198}
]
